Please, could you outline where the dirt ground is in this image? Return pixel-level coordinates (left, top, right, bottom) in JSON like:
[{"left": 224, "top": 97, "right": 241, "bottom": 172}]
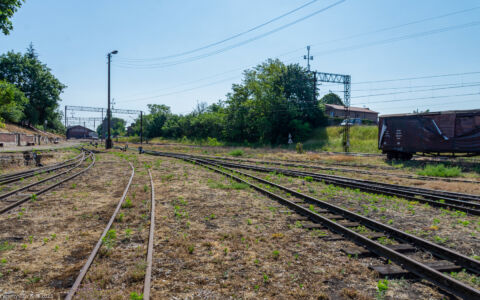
[
  {"left": 0, "top": 153, "right": 131, "bottom": 298},
  {"left": 148, "top": 156, "right": 445, "bottom": 299}
]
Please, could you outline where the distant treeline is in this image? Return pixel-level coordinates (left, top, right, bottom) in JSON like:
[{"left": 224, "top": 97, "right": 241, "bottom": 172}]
[{"left": 128, "top": 59, "right": 344, "bottom": 145}]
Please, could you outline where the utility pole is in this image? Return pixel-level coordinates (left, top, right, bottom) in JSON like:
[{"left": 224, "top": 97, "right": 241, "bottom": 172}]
[
  {"left": 140, "top": 111, "right": 143, "bottom": 145},
  {"left": 106, "top": 50, "right": 118, "bottom": 149},
  {"left": 303, "top": 45, "right": 313, "bottom": 72}
]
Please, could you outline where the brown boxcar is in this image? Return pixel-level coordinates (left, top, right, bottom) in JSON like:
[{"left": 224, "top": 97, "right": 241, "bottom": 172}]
[{"left": 378, "top": 109, "right": 480, "bottom": 160}]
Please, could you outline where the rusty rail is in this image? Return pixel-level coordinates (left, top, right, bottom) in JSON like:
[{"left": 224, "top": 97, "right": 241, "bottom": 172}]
[
  {"left": 0, "top": 151, "right": 94, "bottom": 215},
  {"left": 65, "top": 161, "right": 135, "bottom": 300},
  {"left": 143, "top": 169, "right": 155, "bottom": 300}
]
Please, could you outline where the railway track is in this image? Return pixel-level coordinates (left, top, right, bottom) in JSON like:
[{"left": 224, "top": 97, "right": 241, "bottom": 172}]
[
  {"left": 65, "top": 162, "right": 157, "bottom": 300},
  {"left": 144, "top": 150, "right": 480, "bottom": 299},
  {"left": 142, "top": 151, "right": 480, "bottom": 216},
  {"left": 0, "top": 151, "right": 84, "bottom": 185},
  {"left": 196, "top": 155, "right": 479, "bottom": 183},
  {"left": 0, "top": 149, "right": 95, "bottom": 215}
]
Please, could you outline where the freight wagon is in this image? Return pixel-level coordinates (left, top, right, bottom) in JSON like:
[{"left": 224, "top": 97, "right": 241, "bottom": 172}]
[{"left": 378, "top": 109, "right": 480, "bottom": 160}]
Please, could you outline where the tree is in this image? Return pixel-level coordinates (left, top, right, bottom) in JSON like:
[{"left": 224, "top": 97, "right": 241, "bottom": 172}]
[
  {"left": 0, "top": 44, "right": 66, "bottom": 130},
  {"left": 319, "top": 92, "right": 344, "bottom": 106},
  {"left": 0, "top": 0, "right": 24, "bottom": 35},
  {"left": 96, "top": 117, "right": 127, "bottom": 138},
  {"left": 224, "top": 59, "right": 325, "bottom": 144},
  {"left": 0, "top": 80, "right": 28, "bottom": 123}
]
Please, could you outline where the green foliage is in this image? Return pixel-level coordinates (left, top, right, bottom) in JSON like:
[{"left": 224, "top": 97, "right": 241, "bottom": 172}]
[
  {"left": 303, "top": 126, "right": 380, "bottom": 153},
  {"left": 127, "top": 59, "right": 326, "bottom": 145},
  {"left": 319, "top": 92, "right": 344, "bottom": 106},
  {"left": 296, "top": 142, "right": 304, "bottom": 154},
  {"left": 272, "top": 250, "right": 280, "bottom": 259},
  {"left": 377, "top": 279, "right": 389, "bottom": 299},
  {"left": 0, "top": 0, "right": 24, "bottom": 35},
  {"left": 0, "top": 80, "right": 28, "bottom": 123},
  {"left": 122, "top": 197, "right": 133, "bottom": 208},
  {"left": 129, "top": 292, "right": 143, "bottom": 300},
  {"left": 417, "top": 164, "right": 462, "bottom": 178},
  {"left": 0, "top": 242, "right": 14, "bottom": 252},
  {"left": 228, "top": 149, "right": 244, "bottom": 157},
  {"left": 102, "top": 229, "right": 116, "bottom": 249},
  {"left": 96, "top": 117, "right": 127, "bottom": 138},
  {"left": 0, "top": 44, "right": 66, "bottom": 131}
]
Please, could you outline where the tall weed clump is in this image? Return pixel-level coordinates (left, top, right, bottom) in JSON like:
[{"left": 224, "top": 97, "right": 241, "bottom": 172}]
[{"left": 417, "top": 164, "right": 462, "bottom": 177}]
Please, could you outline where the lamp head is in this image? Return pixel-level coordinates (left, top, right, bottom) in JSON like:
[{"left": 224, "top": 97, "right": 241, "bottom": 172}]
[{"left": 111, "top": 50, "right": 118, "bottom": 55}]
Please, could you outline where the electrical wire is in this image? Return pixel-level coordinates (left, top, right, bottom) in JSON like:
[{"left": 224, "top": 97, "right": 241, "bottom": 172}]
[
  {"left": 352, "top": 91, "right": 480, "bottom": 106},
  {"left": 351, "top": 82, "right": 480, "bottom": 99},
  {"left": 114, "top": 0, "right": 346, "bottom": 69},
  {"left": 116, "top": 75, "right": 241, "bottom": 103},
  {"left": 311, "top": 21, "right": 480, "bottom": 58},
  {"left": 119, "top": 0, "right": 320, "bottom": 62}
]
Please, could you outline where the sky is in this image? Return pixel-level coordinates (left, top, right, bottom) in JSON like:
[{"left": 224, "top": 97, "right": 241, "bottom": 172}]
[{"left": 1, "top": 0, "right": 480, "bottom": 129}]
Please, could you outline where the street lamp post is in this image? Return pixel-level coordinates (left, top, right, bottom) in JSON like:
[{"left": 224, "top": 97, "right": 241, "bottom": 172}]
[{"left": 106, "top": 50, "right": 118, "bottom": 149}]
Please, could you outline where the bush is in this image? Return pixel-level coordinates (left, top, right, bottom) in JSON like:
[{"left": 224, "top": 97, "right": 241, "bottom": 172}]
[
  {"left": 417, "top": 164, "right": 462, "bottom": 177},
  {"left": 296, "top": 142, "right": 304, "bottom": 154},
  {"left": 229, "top": 149, "right": 244, "bottom": 157}
]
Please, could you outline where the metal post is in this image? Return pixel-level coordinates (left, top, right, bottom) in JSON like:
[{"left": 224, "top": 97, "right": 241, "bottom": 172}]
[
  {"left": 84, "top": 122, "right": 86, "bottom": 139},
  {"left": 304, "top": 46, "right": 313, "bottom": 72},
  {"left": 101, "top": 108, "right": 104, "bottom": 142},
  {"left": 65, "top": 106, "right": 67, "bottom": 128},
  {"left": 343, "top": 75, "right": 351, "bottom": 152},
  {"left": 313, "top": 71, "right": 317, "bottom": 102},
  {"left": 140, "top": 111, "right": 143, "bottom": 145},
  {"left": 106, "top": 53, "right": 113, "bottom": 149}
]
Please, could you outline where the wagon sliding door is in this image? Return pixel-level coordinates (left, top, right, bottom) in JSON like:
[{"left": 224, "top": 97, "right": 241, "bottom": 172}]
[{"left": 454, "top": 113, "right": 480, "bottom": 152}]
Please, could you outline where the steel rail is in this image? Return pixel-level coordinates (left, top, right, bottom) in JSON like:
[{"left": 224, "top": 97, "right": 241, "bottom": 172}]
[
  {"left": 148, "top": 151, "right": 480, "bottom": 300},
  {"left": 202, "top": 159, "right": 480, "bottom": 215},
  {"left": 141, "top": 151, "right": 480, "bottom": 213},
  {"left": 143, "top": 169, "right": 155, "bottom": 300},
  {"left": 0, "top": 152, "right": 86, "bottom": 201},
  {"left": 0, "top": 151, "right": 94, "bottom": 215},
  {"left": 0, "top": 152, "right": 84, "bottom": 184},
  {"left": 204, "top": 155, "right": 480, "bottom": 185},
  {"left": 65, "top": 161, "right": 135, "bottom": 300},
  {"left": 198, "top": 155, "right": 480, "bottom": 201}
]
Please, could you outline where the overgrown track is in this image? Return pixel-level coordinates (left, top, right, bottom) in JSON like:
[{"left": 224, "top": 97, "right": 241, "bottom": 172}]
[
  {"left": 196, "top": 155, "right": 479, "bottom": 183},
  {"left": 0, "top": 149, "right": 95, "bottom": 215},
  {"left": 0, "top": 152, "right": 84, "bottom": 185},
  {"left": 65, "top": 162, "right": 135, "bottom": 300},
  {"left": 142, "top": 151, "right": 480, "bottom": 216},
  {"left": 65, "top": 162, "right": 157, "bottom": 300},
  {"left": 144, "top": 150, "right": 480, "bottom": 299},
  {"left": 201, "top": 158, "right": 480, "bottom": 213}
]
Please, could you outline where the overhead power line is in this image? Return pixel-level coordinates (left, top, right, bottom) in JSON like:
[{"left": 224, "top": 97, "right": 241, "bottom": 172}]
[
  {"left": 117, "top": 75, "right": 241, "bottom": 103},
  {"left": 312, "top": 21, "right": 480, "bottom": 58},
  {"left": 114, "top": 6, "right": 480, "bottom": 100},
  {"left": 114, "top": 0, "right": 346, "bottom": 69},
  {"left": 351, "top": 82, "right": 480, "bottom": 98},
  {"left": 352, "top": 91, "right": 480, "bottom": 106},
  {"left": 310, "top": 6, "right": 480, "bottom": 48},
  {"left": 120, "top": 0, "right": 320, "bottom": 62},
  {"left": 354, "top": 71, "right": 480, "bottom": 85}
]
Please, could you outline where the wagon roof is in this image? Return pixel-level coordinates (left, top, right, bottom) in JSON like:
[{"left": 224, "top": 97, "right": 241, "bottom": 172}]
[{"left": 380, "top": 108, "right": 480, "bottom": 118}]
